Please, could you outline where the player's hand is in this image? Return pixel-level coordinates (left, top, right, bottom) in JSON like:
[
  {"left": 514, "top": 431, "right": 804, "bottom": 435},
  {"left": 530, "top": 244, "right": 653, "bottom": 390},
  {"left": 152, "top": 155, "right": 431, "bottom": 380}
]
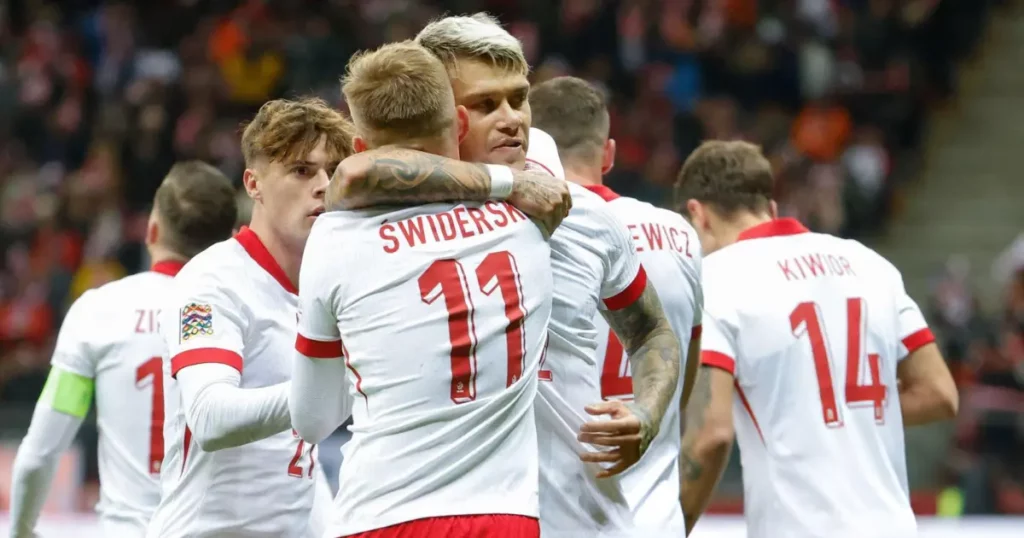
[
  {"left": 577, "top": 400, "right": 655, "bottom": 478},
  {"left": 507, "top": 171, "right": 572, "bottom": 235}
]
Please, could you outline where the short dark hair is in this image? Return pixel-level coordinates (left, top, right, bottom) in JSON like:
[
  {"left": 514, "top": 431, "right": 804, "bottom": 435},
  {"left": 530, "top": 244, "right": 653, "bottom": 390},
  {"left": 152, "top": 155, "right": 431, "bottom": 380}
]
[
  {"left": 154, "top": 161, "right": 238, "bottom": 258},
  {"left": 529, "top": 76, "right": 609, "bottom": 162},
  {"left": 674, "top": 140, "right": 774, "bottom": 216}
]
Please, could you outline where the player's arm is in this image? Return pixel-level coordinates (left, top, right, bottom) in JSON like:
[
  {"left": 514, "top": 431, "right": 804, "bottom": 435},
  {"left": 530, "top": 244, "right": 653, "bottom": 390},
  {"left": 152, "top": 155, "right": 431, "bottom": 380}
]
[
  {"left": 290, "top": 247, "right": 354, "bottom": 444},
  {"left": 679, "top": 364, "right": 735, "bottom": 535},
  {"left": 680, "top": 330, "right": 702, "bottom": 408},
  {"left": 579, "top": 207, "right": 681, "bottom": 477},
  {"left": 328, "top": 149, "right": 571, "bottom": 234},
  {"left": 891, "top": 287, "right": 957, "bottom": 424},
  {"left": 168, "top": 279, "right": 291, "bottom": 452},
  {"left": 10, "top": 293, "right": 99, "bottom": 538}
]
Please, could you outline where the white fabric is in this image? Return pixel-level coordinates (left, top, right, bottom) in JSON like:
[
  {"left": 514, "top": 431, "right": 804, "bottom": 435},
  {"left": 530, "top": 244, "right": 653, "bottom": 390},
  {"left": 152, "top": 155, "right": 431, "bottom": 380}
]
[
  {"left": 10, "top": 402, "right": 84, "bottom": 538},
  {"left": 485, "top": 163, "right": 515, "bottom": 199},
  {"left": 149, "top": 235, "right": 321, "bottom": 538},
  {"left": 175, "top": 363, "right": 290, "bottom": 451},
  {"left": 289, "top": 351, "right": 351, "bottom": 444},
  {"left": 525, "top": 127, "right": 566, "bottom": 179},
  {"left": 11, "top": 270, "right": 182, "bottom": 535},
  {"left": 701, "top": 227, "right": 929, "bottom": 538},
  {"left": 298, "top": 202, "right": 552, "bottom": 536},
  {"left": 589, "top": 195, "right": 704, "bottom": 534}
]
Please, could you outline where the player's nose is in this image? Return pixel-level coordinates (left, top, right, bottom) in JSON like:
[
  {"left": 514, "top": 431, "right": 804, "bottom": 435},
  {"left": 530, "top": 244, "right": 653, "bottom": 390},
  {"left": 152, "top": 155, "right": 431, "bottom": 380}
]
[
  {"left": 312, "top": 169, "right": 330, "bottom": 197},
  {"left": 495, "top": 101, "right": 523, "bottom": 134}
]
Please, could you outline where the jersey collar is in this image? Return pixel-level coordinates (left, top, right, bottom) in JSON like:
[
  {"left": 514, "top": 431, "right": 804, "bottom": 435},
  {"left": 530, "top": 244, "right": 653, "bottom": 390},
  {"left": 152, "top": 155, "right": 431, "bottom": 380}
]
[
  {"left": 151, "top": 260, "right": 186, "bottom": 277},
  {"left": 736, "top": 218, "right": 810, "bottom": 242},
  {"left": 234, "top": 226, "right": 298, "bottom": 295},
  {"left": 582, "top": 184, "right": 620, "bottom": 202}
]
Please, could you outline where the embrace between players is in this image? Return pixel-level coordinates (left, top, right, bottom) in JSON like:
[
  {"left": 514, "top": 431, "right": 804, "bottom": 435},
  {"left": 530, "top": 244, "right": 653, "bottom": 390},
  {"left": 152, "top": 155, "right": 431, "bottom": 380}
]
[{"left": 10, "top": 12, "right": 959, "bottom": 538}]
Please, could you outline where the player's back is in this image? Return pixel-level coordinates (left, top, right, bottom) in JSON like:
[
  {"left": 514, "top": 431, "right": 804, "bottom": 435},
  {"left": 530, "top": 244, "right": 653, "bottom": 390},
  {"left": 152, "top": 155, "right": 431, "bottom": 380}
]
[
  {"left": 703, "top": 220, "right": 917, "bottom": 537},
  {"left": 151, "top": 231, "right": 316, "bottom": 538},
  {"left": 56, "top": 265, "right": 181, "bottom": 531},
  {"left": 310, "top": 201, "right": 552, "bottom": 535},
  {"left": 536, "top": 183, "right": 650, "bottom": 536},
  {"left": 587, "top": 189, "right": 703, "bottom": 533}
]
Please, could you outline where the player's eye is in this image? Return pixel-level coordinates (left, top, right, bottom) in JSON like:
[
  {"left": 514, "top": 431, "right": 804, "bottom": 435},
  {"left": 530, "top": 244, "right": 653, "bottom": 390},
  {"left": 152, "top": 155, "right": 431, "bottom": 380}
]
[
  {"left": 294, "top": 166, "right": 311, "bottom": 177},
  {"left": 476, "top": 98, "right": 497, "bottom": 113}
]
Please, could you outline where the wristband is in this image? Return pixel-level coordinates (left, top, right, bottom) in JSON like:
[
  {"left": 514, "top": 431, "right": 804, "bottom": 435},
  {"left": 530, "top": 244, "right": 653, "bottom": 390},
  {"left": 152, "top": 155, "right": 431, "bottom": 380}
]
[{"left": 485, "top": 164, "right": 514, "bottom": 200}]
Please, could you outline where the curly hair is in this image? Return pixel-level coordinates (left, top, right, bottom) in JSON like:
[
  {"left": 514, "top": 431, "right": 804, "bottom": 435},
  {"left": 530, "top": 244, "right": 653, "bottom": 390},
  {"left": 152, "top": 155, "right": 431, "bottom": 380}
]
[{"left": 241, "top": 98, "right": 355, "bottom": 166}]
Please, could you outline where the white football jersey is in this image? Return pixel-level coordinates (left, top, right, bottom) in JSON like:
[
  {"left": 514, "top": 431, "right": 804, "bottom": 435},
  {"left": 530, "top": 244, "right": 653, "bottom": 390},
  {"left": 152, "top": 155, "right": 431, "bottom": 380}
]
[
  {"left": 700, "top": 218, "right": 934, "bottom": 538},
  {"left": 297, "top": 202, "right": 553, "bottom": 536},
  {"left": 47, "top": 261, "right": 184, "bottom": 534},
  {"left": 585, "top": 186, "right": 703, "bottom": 534},
  {"left": 533, "top": 183, "right": 649, "bottom": 537},
  {"left": 148, "top": 227, "right": 319, "bottom": 538}
]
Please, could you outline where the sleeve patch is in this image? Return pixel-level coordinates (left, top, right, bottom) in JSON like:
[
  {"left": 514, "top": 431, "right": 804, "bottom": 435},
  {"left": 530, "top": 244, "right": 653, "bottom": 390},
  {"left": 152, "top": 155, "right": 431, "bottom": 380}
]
[
  {"left": 180, "top": 303, "right": 214, "bottom": 343},
  {"left": 43, "top": 368, "right": 94, "bottom": 418}
]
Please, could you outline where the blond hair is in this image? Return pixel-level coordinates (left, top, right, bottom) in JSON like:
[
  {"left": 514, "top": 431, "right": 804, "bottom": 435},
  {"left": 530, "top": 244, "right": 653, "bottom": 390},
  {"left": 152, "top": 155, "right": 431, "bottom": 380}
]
[
  {"left": 342, "top": 41, "right": 455, "bottom": 147},
  {"left": 415, "top": 12, "right": 528, "bottom": 78},
  {"left": 241, "top": 97, "right": 355, "bottom": 166}
]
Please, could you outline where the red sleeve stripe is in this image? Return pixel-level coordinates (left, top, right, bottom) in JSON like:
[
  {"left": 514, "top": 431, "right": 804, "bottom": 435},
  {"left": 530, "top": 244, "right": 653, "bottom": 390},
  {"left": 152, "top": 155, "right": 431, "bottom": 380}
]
[
  {"left": 701, "top": 350, "right": 735, "bottom": 375},
  {"left": 295, "top": 334, "right": 344, "bottom": 359},
  {"left": 691, "top": 325, "right": 702, "bottom": 341},
  {"left": 603, "top": 265, "right": 648, "bottom": 310},
  {"left": 902, "top": 328, "right": 936, "bottom": 353},
  {"left": 171, "top": 348, "right": 243, "bottom": 378}
]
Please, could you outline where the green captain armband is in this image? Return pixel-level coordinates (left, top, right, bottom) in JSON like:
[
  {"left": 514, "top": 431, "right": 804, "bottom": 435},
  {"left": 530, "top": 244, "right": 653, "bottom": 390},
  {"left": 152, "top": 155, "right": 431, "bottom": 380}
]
[{"left": 40, "top": 367, "right": 94, "bottom": 418}]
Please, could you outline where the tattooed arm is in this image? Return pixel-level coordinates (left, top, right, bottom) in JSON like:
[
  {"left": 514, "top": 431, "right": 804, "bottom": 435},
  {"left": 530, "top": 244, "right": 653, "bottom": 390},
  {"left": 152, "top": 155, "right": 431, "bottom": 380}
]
[
  {"left": 679, "top": 366, "right": 735, "bottom": 535},
  {"left": 328, "top": 148, "right": 572, "bottom": 233},
  {"left": 578, "top": 284, "right": 681, "bottom": 478}
]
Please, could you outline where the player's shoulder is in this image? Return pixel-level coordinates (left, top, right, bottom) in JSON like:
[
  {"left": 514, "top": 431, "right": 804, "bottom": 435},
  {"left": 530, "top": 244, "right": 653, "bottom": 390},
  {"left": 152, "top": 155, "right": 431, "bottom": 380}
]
[
  {"left": 174, "top": 237, "right": 248, "bottom": 287},
  {"left": 826, "top": 235, "right": 901, "bottom": 279}
]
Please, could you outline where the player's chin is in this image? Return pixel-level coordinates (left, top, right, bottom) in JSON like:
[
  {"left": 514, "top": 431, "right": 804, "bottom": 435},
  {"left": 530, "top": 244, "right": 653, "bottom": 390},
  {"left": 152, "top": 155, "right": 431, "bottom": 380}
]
[{"left": 489, "top": 146, "right": 526, "bottom": 168}]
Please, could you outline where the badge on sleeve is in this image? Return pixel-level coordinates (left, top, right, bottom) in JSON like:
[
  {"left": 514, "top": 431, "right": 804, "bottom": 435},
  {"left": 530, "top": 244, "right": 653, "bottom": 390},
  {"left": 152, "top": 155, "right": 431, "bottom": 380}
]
[{"left": 180, "top": 303, "right": 214, "bottom": 342}]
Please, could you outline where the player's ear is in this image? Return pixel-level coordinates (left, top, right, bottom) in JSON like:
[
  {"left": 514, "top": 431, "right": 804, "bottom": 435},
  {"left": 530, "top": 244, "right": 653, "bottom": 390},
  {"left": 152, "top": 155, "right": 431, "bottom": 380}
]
[
  {"left": 686, "top": 199, "right": 707, "bottom": 230},
  {"left": 353, "top": 136, "right": 369, "bottom": 154},
  {"left": 146, "top": 209, "right": 160, "bottom": 247},
  {"left": 601, "top": 138, "right": 616, "bottom": 175},
  {"left": 768, "top": 200, "right": 779, "bottom": 219},
  {"left": 456, "top": 105, "right": 469, "bottom": 144},
  {"left": 242, "top": 168, "right": 261, "bottom": 202}
]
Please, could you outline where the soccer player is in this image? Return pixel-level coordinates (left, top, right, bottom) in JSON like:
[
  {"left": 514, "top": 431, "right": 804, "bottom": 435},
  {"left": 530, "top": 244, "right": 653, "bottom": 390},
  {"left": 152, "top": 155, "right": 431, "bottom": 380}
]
[
  {"left": 290, "top": 41, "right": 554, "bottom": 538},
  {"left": 328, "top": 14, "right": 682, "bottom": 537},
  {"left": 145, "top": 99, "right": 353, "bottom": 538},
  {"left": 8, "top": 162, "right": 237, "bottom": 538},
  {"left": 530, "top": 76, "right": 704, "bottom": 536},
  {"left": 675, "top": 141, "right": 959, "bottom": 537}
]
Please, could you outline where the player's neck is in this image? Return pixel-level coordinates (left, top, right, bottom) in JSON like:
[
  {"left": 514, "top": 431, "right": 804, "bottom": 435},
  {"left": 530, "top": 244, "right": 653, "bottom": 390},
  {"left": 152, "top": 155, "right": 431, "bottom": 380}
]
[
  {"left": 563, "top": 164, "right": 603, "bottom": 187},
  {"left": 717, "top": 213, "right": 774, "bottom": 247},
  {"left": 246, "top": 217, "right": 302, "bottom": 290},
  {"left": 147, "top": 244, "right": 187, "bottom": 267}
]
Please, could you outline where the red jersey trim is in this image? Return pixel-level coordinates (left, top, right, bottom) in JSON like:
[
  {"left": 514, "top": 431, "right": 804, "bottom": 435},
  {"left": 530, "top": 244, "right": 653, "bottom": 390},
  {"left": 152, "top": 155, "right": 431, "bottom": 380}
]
[
  {"left": 234, "top": 226, "right": 298, "bottom": 295},
  {"left": 151, "top": 260, "right": 186, "bottom": 277},
  {"left": 583, "top": 184, "right": 620, "bottom": 202},
  {"left": 295, "top": 333, "right": 344, "bottom": 359},
  {"left": 691, "top": 325, "right": 703, "bottom": 341},
  {"left": 701, "top": 350, "right": 735, "bottom": 375},
  {"left": 525, "top": 157, "right": 556, "bottom": 177},
  {"left": 736, "top": 218, "right": 809, "bottom": 242},
  {"left": 735, "top": 382, "right": 765, "bottom": 445},
  {"left": 902, "top": 328, "right": 936, "bottom": 353},
  {"left": 171, "top": 348, "right": 244, "bottom": 377},
  {"left": 603, "top": 265, "right": 648, "bottom": 310}
]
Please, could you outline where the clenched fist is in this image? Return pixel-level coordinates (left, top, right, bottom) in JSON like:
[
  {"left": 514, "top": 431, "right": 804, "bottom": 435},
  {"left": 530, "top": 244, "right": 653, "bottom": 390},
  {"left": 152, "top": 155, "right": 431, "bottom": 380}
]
[{"left": 507, "top": 170, "right": 572, "bottom": 236}]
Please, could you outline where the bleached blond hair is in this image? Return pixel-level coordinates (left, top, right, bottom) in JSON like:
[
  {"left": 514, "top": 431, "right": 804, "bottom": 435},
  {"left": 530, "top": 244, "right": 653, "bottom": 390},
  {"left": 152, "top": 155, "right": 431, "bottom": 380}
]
[
  {"left": 415, "top": 12, "right": 529, "bottom": 78},
  {"left": 342, "top": 41, "right": 455, "bottom": 147}
]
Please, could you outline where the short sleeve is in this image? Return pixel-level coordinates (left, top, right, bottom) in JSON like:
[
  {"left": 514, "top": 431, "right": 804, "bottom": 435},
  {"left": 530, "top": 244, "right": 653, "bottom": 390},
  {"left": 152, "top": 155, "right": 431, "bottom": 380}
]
[
  {"left": 295, "top": 243, "right": 343, "bottom": 360},
  {"left": 163, "top": 272, "right": 246, "bottom": 377},
  {"left": 699, "top": 272, "right": 740, "bottom": 377},
  {"left": 592, "top": 203, "right": 646, "bottom": 310},
  {"left": 50, "top": 290, "right": 102, "bottom": 378},
  {"left": 893, "top": 277, "right": 934, "bottom": 360},
  {"left": 525, "top": 128, "right": 566, "bottom": 179}
]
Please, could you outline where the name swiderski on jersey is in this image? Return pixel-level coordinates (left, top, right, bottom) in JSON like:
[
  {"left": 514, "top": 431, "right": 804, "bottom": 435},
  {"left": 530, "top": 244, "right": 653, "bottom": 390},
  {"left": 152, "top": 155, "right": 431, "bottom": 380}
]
[{"left": 378, "top": 201, "right": 529, "bottom": 253}]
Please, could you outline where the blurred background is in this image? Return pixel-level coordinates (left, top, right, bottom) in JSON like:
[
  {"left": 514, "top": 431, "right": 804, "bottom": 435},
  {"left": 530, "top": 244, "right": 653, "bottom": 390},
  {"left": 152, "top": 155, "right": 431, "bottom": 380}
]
[{"left": 0, "top": 0, "right": 1022, "bottom": 527}]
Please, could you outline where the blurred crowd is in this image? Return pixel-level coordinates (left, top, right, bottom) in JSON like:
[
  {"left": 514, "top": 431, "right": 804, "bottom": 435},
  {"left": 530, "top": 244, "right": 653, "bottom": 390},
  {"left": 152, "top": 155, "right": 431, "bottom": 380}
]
[{"left": 0, "top": 0, "right": 1019, "bottom": 513}]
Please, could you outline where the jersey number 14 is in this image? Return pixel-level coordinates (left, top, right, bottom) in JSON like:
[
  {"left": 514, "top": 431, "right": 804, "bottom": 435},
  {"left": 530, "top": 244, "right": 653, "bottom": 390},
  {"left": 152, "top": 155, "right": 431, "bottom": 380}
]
[{"left": 790, "top": 297, "right": 887, "bottom": 427}]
